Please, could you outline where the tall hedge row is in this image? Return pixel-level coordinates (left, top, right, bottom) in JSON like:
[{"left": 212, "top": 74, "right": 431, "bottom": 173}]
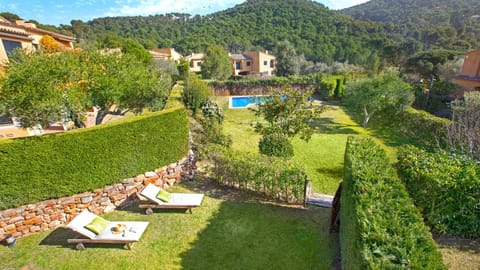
[
  {"left": 0, "top": 108, "right": 189, "bottom": 210},
  {"left": 211, "top": 150, "right": 307, "bottom": 203},
  {"left": 371, "top": 108, "right": 449, "bottom": 149},
  {"left": 398, "top": 145, "right": 480, "bottom": 238},
  {"left": 209, "top": 74, "right": 346, "bottom": 98},
  {"left": 340, "top": 137, "right": 445, "bottom": 269}
]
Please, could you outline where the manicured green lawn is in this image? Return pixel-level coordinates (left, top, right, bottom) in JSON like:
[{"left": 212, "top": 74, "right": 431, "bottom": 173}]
[{"left": 0, "top": 179, "right": 338, "bottom": 270}]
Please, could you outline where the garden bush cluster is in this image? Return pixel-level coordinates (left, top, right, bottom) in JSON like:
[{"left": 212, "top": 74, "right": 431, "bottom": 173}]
[
  {"left": 398, "top": 145, "right": 480, "bottom": 238},
  {"left": 340, "top": 137, "right": 445, "bottom": 270},
  {"left": 211, "top": 150, "right": 307, "bottom": 203},
  {"left": 0, "top": 108, "right": 189, "bottom": 210}
]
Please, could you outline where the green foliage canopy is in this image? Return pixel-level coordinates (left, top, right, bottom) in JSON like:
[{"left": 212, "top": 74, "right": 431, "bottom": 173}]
[
  {"left": 344, "top": 73, "right": 414, "bottom": 127},
  {"left": 274, "top": 40, "right": 298, "bottom": 77},
  {"left": 0, "top": 50, "right": 171, "bottom": 128},
  {"left": 201, "top": 45, "right": 232, "bottom": 80},
  {"left": 252, "top": 86, "right": 324, "bottom": 157}
]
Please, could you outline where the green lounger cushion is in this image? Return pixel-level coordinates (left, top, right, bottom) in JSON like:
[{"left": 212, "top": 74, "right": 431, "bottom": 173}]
[
  {"left": 85, "top": 216, "right": 110, "bottom": 235},
  {"left": 156, "top": 189, "right": 172, "bottom": 202}
]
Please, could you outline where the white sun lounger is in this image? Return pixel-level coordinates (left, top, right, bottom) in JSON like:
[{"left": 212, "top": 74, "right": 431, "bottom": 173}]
[
  {"left": 66, "top": 209, "right": 149, "bottom": 250},
  {"left": 138, "top": 183, "right": 204, "bottom": 214}
]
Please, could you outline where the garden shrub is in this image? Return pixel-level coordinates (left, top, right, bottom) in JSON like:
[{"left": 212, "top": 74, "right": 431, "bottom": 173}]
[
  {"left": 398, "top": 145, "right": 480, "bottom": 238},
  {"left": 0, "top": 108, "right": 189, "bottom": 210},
  {"left": 340, "top": 137, "right": 445, "bottom": 270},
  {"left": 258, "top": 133, "right": 294, "bottom": 158},
  {"left": 183, "top": 74, "right": 211, "bottom": 114},
  {"left": 211, "top": 150, "right": 307, "bottom": 203}
]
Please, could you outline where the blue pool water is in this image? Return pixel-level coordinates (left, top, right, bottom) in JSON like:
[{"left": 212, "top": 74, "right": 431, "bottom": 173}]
[
  {"left": 230, "top": 96, "right": 264, "bottom": 108},
  {"left": 230, "top": 95, "right": 312, "bottom": 108}
]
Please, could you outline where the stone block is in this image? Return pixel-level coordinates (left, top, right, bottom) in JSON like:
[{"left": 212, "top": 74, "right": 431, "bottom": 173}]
[
  {"left": 81, "top": 196, "right": 93, "bottom": 204},
  {"left": 30, "top": 226, "right": 41, "bottom": 233},
  {"left": 4, "top": 224, "right": 16, "bottom": 231},
  {"left": 50, "top": 214, "right": 63, "bottom": 221},
  {"left": 40, "top": 223, "right": 49, "bottom": 230},
  {"left": 104, "top": 185, "right": 115, "bottom": 192},
  {"left": 60, "top": 197, "right": 76, "bottom": 205},
  {"left": 9, "top": 216, "right": 25, "bottom": 224},
  {"left": 145, "top": 171, "right": 157, "bottom": 178},
  {"left": 23, "top": 212, "right": 35, "bottom": 220},
  {"left": 143, "top": 178, "right": 157, "bottom": 185},
  {"left": 103, "top": 205, "right": 115, "bottom": 213},
  {"left": 49, "top": 220, "right": 62, "bottom": 228},
  {"left": 122, "top": 178, "right": 135, "bottom": 184}
]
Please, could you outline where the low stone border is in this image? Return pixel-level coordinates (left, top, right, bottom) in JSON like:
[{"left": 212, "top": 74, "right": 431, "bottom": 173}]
[{"left": 0, "top": 155, "right": 197, "bottom": 242}]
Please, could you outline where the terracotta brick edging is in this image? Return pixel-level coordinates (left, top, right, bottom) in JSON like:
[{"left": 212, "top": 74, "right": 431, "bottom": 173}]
[{"left": 0, "top": 155, "right": 197, "bottom": 242}]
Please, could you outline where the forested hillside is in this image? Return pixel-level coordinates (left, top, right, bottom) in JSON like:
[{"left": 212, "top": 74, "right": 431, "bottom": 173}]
[
  {"left": 3, "top": 0, "right": 478, "bottom": 66},
  {"left": 70, "top": 0, "right": 392, "bottom": 65},
  {"left": 342, "top": 0, "right": 480, "bottom": 53}
]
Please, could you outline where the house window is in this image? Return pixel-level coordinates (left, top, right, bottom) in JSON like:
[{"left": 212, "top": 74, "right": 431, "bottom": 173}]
[
  {"left": 196, "top": 61, "right": 202, "bottom": 67},
  {"left": 264, "top": 60, "right": 268, "bottom": 66},
  {"left": 33, "top": 44, "right": 38, "bottom": 52},
  {"left": 270, "top": 60, "right": 274, "bottom": 68},
  {"left": 246, "top": 61, "right": 251, "bottom": 66},
  {"left": 236, "top": 61, "right": 241, "bottom": 69},
  {"left": 190, "top": 61, "right": 194, "bottom": 68},
  {"left": 2, "top": 39, "right": 22, "bottom": 56}
]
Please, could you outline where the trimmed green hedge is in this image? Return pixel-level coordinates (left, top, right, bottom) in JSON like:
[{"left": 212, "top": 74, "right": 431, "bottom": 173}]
[
  {"left": 398, "top": 145, "right": 480, "bottom": 238},
  {"left": 370, "top": 107, "right": 449, "bottom": 149},
  {"left": 209, "top": 74, "right": 346, "bottom": 98},
  {"left": 0, "top": 108, "right": 189, "bottom": 210},
  {"left": 211, "top": 150, "right": 307, "bottom": 203},
  {"left": 340, "top": 137, "right": 445, "bottom": 269}
]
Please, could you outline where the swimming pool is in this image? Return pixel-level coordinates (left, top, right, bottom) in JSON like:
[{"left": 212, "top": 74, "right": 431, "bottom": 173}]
[{"left": 229, "top": 96, "right": 265, "bottom": 109}]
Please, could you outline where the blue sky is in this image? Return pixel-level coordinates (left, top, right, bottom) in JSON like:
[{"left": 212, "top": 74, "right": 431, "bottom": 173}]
[{"left": 0, "top": 0, "right": 369, "bottom": 26}]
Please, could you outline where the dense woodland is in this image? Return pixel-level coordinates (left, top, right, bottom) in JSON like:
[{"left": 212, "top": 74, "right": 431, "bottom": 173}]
[
  {"left": 2, "top": 0, "right": 480, "bottom": 68},
  {"left": 342, "top": 0, "right": 480, "bottom": 57}
]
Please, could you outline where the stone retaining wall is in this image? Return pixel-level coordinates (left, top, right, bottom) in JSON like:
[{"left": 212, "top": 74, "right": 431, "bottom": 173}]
[{"left": 0, "top": 155, "right": 197, "bottom": 242}]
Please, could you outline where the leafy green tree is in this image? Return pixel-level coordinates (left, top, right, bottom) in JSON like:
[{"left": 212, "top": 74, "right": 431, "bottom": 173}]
[
  {"left": 344, "top": 73, "right": 414, "bottom": 127},
  {"left": 252, "top": 86, "right": 324, "bottom": 157},
  {"left": 182, "top": 74, "right": 211, "bottom": 115},
  {"left": 0, "top": 51, "right": 90, "bottom": 128},
  {"left": 274, "top": 40, "right": 299, "bottom": 76},
  {"left": 201, "top": 45, "right": 232, "bottom": 80},
  {"left": 0, "top": 50, "right": 171, "bottom": 128},
  {"left": 404, "top": 49, "right": 458, "bottom": 109}
]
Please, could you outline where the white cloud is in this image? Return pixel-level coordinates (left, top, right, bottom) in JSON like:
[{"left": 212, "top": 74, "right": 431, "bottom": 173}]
[
  {"left": 106, "top": 0, "right": 242, "bottom": 16},
  {"left": 319, "top": 0, "right": 370, "bottom": 10}
]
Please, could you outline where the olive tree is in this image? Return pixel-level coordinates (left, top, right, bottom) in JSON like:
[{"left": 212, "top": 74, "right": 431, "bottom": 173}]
[
  {"left": 252, "top": 86, "right": 325, "bottom": 158},
  {"left": 344, "top": 73, "right": 414, "bottom": 127}
]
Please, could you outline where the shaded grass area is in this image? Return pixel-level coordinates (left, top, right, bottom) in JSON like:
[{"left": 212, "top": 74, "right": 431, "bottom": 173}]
[
  {"left": 434, "top": 234, "right": 480, "bottom": 270},
  {"left": 0, "top": 178, "right": 338, "bottom": 270}
]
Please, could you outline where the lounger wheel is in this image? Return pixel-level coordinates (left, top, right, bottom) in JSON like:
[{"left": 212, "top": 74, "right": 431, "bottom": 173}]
[
  {"left": 125, "top": 243, "right": 134, "bottom": 250},
  {"left": 145, "top": 208, "right": 153, "bottom": 215},
  {"left": 76, "top": 243, "right": 85, "bottom": 250}
]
